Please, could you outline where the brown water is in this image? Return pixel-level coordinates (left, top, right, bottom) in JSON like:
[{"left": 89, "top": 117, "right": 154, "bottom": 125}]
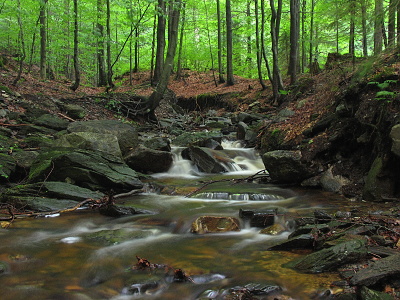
[{"left": 0, "top": 145, "right": 358, "bottom": 299}]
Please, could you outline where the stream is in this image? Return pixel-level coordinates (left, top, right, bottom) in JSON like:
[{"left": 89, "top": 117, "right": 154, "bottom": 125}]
[{"left": 0, "top": 140, "right": 359, "bottom": 299}]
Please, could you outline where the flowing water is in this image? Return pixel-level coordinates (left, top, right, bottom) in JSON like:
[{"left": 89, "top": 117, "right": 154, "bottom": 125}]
[{"left": 0, "top": 141, "right": 360, "bottom": 299}]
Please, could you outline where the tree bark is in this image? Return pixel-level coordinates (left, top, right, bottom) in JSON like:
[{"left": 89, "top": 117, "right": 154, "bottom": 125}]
[
  {"left": 175, "top": 2, "right": 186, "bottom": 80},
  {"left": 70, "top": 0, "right": 80, "bottom": 91},
  {"left": 374, "top": 0, "right": 384, "bottom": 54},
  {"left": 13, "top": 0, "right": 25, "bottom": 85},
  {"left": 97, "top": 0, "right": 107, "bottom": 87},
  {"left": 388, "top": 0, "right": 396, "bottom": 47},
  {"left": 361, "top": 0, "right": 368, "bottom": 56},
  {"left": 349, "top": 0, "right": 356, "bottom": 57},
  {"left": 217, "top": 0, "right": 225, "bottom": 83},
  {"left": 106, "top": 0, "right": 114, "bottom": 89},
  {"left": 153, "top": 0, "right": 166, "bottom": 85},
  {"left": 146, "top": 0, "right": 182, "bottom": 117},
  {"left": 226, "top": 0, "right": 234, "bottom": 85},
  {"left": 289, "top": 0, "right": 300, "bottom": 85},
  {"left": 270, "top": 0, "right": 284, "bottom": 104},
  {"left": 255, "top": 0, "right": 266, "bottom": 90},
  {"left": 39, "top": 0, "right": 48, "bottom": 79}
]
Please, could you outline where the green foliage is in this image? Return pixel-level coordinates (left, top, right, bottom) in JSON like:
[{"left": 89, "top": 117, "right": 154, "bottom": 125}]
[{"left": 368, "top": 79, "right": 398, "bottom": 102}]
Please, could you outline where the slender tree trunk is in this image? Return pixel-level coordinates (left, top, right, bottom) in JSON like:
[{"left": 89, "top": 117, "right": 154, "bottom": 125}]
[
  {"left": 388, "top": 0, "right": 396, "bottom": 47},
  {"left": 216, "top": 0, "right": 225, "bottom": 83},
  {"left": 226, "top": 0, "right": 234, "bottom": 85},
  {"left": 397, "top": 0, "right": 400, "bottom": 45},
  {"left": 146, "top": 0, "right": 182, "bottom": 117},
  {"left": 374, "top": 0, "right": 384, "bottom": 54},
  {"left": 246, "top": 0, "right": 252, "bottom": 77},
  {"left": 13, "top": 0, "right": 26, "bottom": 85},
  {"left": 349, "top": 0, "right": 355, "bottom": 57},
  {"left": 301, "top": 0, "right": 306, "bottom": 73},
  {"left": 361, "top": 0, "right": 368, "bottom": 56},
  {"left": 309, "top": 0, "right": 315, "bottom": 67},
  {"left": 134, "top": 27, "right": 139, "bottom": 72},
  {"left": 39, "top": 0, "right": 48, "bottom": 79},
  {"left": 260, "top": 0, "right": 272, "bottom": 82},
  {"left": 97, "top": 0, "right": 107, "bottom": 86},
  {"left": 150, "top": 8, "right": 157, "bottom": 83},
  {"left": 270, "top": 0, "right": 284, "bottom": 104},
  {"left": 255, "top": 0, "right": 266, "bottom": 90},
  {"left": 289, "top": 0, "right": 300, "bottom": 85},
  {"left": 153, "top": 0, "right": 166, "bottom": 85},
  {"left": 70, "top": 0, "right": 80, "bottom": 91},
  {"left": 106, "top": 0, "right": 114, "bottom": 89},
  {"left": 176, "top": 1, "right": 186, "bottom": 80}
]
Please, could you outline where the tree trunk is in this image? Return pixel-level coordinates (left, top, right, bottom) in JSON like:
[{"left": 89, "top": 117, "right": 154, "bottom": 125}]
[
  {"left": 226, "top": 0, "right": 234, "bottom": 85},
  {"left": 153, "top": 0, "right": 166, "bottom": 85},
  {"left": 374, "top": 0, "right": 384, "bottom": 54},
  {"left": 260, "top": 0, "right": 272, "bottom": 84},
  {"left": 146, "top": 0, "right": 182, "bottom": 118},
  {"left": 349, "top": 0, "right": 355, "bottom": 57},
  {"left": 175, "top": 2, "right": 186, "bottom": 80},
  {"left": 309, "top": 0, "right": 315, "bottom": 67},
  {"left": 255, "top": 0, "right": 266, "bottom": 90},
  {"left": 289, "top": 0, "right": 300, "bottom": 85},
  {"left": 361, "top": 0, "right": 368, "bottom": 56},
  {"left": 388, "top": 0, "right": 396, "bottom": 47},
  {"left": 13, "top": 0, "right": 26, "bottom": 85},
  {"left": 270, "top": 0, "right": 284, "bottom": 104},
  {"left": 301, "top": 0, "right": 306, "bottom": 73},
  {"left": 106, "top": 0, "right": 114, "bottom": 89},
  {"left": 97, "top": 0, "right": 107, "bottom": 87},
  {"left": 246, "top": 0, "right": 252, "bottom": 77},
  {"left": 217, "top": 0, "right": 225, "bottom": 83},
  {"left": 70, "top": 0, "right": 80, "bottom": 91},
  {"left": 39, "top": 0, "right": 48, "bottom": 79}
]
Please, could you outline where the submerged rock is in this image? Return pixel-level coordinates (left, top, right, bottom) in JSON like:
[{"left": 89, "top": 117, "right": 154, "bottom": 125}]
[{"left": 191, "top": 216, "right": 240, "bottom": 234}]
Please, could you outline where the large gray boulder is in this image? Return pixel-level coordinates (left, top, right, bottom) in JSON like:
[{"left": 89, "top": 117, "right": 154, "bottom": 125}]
[
  {"left": 1, "top": 181, "right": 104, "bottom": 211},
  {"left": 389, "top": 124, "right": 400, "bottom": 156},
  {"left": 124, "top": 145, "right": 173, "bottom": 174},
  {"left": 29, "top": 149, "right": 143, "bottom": 192},
  {"left": 55, "top": 132, "right": 122, "bottom": 157},
  {"left": 182, "top": 146, "right": 230, "bottom": 173},
  {"left": 33, "top": 114, "right": 69, "bottom": 131},
  {"left": 67, "top": 120, "right": 138, "bottom": 156},
  {"left": 262, "top": 150, "right": 317, "bottom": 183}
]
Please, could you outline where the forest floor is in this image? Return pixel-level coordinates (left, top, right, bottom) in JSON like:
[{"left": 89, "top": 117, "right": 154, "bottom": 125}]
[{"left": 0, "top": 51, "right": 335, "bottom": 145}]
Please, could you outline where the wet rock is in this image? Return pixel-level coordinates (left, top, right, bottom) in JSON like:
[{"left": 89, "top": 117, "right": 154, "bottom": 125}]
[
  {"left": 99, "top": 204, "right": 140, "bottom": 217},
  {"left": 314, "top": 210, "right": 333, "bottom": 223},
  {"left": 182, "top": 146, "right": 230, "bottom": 173},
  {"left": 190, "top": 216, "right": 240, "bottom": 234},
  {"left": 286, "top": 237, "right": 368, "bottom": 273},
  {"left": 124, "top": 145, "right": 173, "bottom": 174},
  {"left": 262, "top": 150, "right": 318, "bottom": 183},
  {"left": 197, "top": 283, "right": 283, "bottom": 299},
  {"left": 122, "top": 281, "right": 165, "bottom": 296},
  {"left": 85, "top": 228, "right": 154, "bottom": 245},
  {"left": 268, "top": 233, "right": 316, "bottom": 250},
  {"left": 319, "top": 167, "right": 350, "bottom": 193},
  {"left": 239, "top": 208, "right": 277, "bottom": 228},
  {"left": 260, "top": 223, "right": 286, "bottom": 235},
  {"left": 288, "top": 223, "right": 330, "bottom": 239},
  {"left": 55, "top": 132, "right": 122, "bottom": 157},
  {"left": 1, "top": 181, "right": 105, "bottom": 211},
  {"left": 143, "top": 137, "right": 171, "bottom": 152},
  {"left": 29, "top": 149, "right": 143, "bottom": 192},
  {"left": 349, "top": 254, "right": 400, "bottom": 287},
  {"left": 359, "top": 286, "right": 394, "bottom": 300},
  {"left": 172, "top": 131, "right": 223, "bottom": 148},
  {"left": 67, "top": 120, "right": 138, "bottom": 156}
]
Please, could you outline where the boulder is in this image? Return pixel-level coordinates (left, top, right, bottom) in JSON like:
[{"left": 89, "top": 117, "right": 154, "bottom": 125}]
[
  {"left": 143, "top": 137, "right": 171, "bottom": 152},
  {"left": 262, "top": 150, "right": 317, "bottom": 183},
  {"left": 124, "top": 145, "right": 173, "bottom": 174},
  {"left": 1, "top": 181, "right": 104, "bottom": 211},
  {"left": 55, "top": 132, "right": 122, "bottom": 157},
  {"left": 319, "top": 167, "right": 350, "bottom": 193},
  {"left": 58, "top": 103, "right": 86, "bottom": 119},
  {"left": 33, "top": 114, "right": 69, "bottom": 131},
  {"left": 67, "top": 120, "right": 138, "bottom": 156},
  {"left": 0, "top": 153, "right": 16, "bottom": 181},
  {"left": 190, "top": 216, "right": 240, "bottom": 234},
  {"left": 172, "top": 131, "right": 223, "bottom": 147},
  {"left": 363, "top": 156, "right": 392, "bottom": 201},
  {"left": 181, "top": 146, "right": 230, "bottom": 173},
  {"left": 29, "top": 149, "right": 143, "bottom": 192},
  {"left": 286, "top": 236, "right": 368, "bottom": 273},
  {"left": 389, "top": 124, "right": 400, "bottom": 156},
  {"left": 349, "top": 254, "right": 400, "bottom": 287}
]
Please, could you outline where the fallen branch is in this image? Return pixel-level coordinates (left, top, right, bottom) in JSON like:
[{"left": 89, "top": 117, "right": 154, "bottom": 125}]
[{"left": 57, "top": 112, "right": 75, "bottom": 122}]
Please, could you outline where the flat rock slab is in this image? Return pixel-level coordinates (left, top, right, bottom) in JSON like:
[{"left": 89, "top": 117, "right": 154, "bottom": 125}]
[{"left": 349, "top": 253, "right": 400, "bottom": 286}]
